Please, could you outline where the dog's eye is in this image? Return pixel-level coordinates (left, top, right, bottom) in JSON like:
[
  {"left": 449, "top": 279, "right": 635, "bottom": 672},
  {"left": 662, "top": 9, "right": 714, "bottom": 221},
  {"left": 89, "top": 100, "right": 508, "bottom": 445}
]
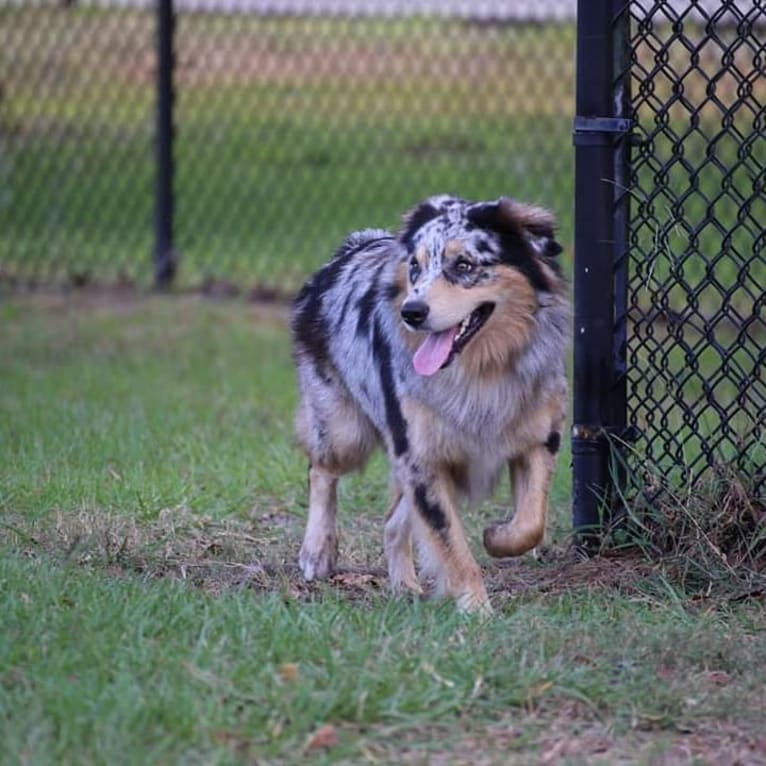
[
  {"left": 409, "top": 257, "right": 421, "bottom": 282},
  {"left": 455, "top": 258, "right": 474, "bottom": 274}
]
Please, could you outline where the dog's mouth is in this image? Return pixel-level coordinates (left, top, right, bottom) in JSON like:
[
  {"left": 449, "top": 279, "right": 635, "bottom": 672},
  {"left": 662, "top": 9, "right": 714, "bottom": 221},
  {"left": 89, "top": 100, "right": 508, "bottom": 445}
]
[{"left": 412, "top": 302, "right": 495, "bottom": 376}]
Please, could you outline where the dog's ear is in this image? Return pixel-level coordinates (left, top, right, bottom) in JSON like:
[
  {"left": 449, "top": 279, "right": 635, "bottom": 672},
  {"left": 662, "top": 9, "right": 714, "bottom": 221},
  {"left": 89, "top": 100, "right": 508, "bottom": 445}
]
[{"left": 467, "top": 198, "right": 563, "bottom": 259}]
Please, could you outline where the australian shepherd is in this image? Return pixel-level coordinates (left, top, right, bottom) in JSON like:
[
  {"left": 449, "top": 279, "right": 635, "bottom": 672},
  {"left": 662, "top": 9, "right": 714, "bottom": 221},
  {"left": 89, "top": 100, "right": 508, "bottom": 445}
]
[{"left": 291, "top": 195, "right": 569, "bottom": 613}]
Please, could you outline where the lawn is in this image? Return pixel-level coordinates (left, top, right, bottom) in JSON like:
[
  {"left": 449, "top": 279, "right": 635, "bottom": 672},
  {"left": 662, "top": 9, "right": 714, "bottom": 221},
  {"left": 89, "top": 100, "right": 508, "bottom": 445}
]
[{"left": 1, "top": 293, "right": 765, "bottom": 765}]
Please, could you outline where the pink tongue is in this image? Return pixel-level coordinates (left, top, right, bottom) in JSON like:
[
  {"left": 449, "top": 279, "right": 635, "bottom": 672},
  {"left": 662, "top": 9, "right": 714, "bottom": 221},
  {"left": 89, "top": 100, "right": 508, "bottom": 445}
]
[{"left": 413, "top": 326, "right": 459, "bottom": 376}]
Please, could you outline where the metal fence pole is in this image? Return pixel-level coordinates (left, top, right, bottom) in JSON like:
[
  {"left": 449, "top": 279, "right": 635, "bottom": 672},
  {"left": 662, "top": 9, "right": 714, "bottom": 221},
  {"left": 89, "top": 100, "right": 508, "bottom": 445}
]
[
  {"left": 155, "top": 0, "right": 176, "bottom": 288},
  {"left": 571, "top": 0, "right": 631, "bottom": 546},
  {"left": 610, "top": 0, "right": 633, "bottom": 519}
]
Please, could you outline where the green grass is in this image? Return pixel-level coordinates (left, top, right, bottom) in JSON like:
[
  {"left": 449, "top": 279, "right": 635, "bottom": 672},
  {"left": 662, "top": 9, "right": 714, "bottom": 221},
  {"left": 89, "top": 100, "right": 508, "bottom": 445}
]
[
  {"left": 0, "top": 298, "right": 301, "bottom": 524},
  {"left": 3, "top": 550, "right": 765, "bottom": 765},
  {"left": 1, "top": 295, "right": 765, "bottom": 764}
]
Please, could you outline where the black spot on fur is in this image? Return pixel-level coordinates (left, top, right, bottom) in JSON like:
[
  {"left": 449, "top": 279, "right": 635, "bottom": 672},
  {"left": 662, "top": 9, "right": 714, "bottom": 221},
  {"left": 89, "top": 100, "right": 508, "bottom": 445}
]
[
  {"left": 400, "top": 201, "right": 441, "bottom": 250},
  {"left": 495, "top": 232, "right": 556, "bottom": 292},
  {"left": 355, "top": 261, "right": 387, "bottom": 338},
  {"left": 544, "top": 431, "right": 562, "bottom": 454},
  {"left": 414, "top": 484, "right": 448, "bottom": 532},
  {"left": 545, "top": 240, "right": 564, "bottom": 258},
  {"left": 383, "top": 281, "right": 401, "bottom": 302},
  {"left": 292, "top": 291, "right": 330, "bottom": 378},
  {"left": 355, "top": 282, "right": 378, "bottom": 338},
  {"left": 475, "top": 238, "right": 494, "bottom": 255},
  {"left": 372, "top": 318, "right": 408, "bottom": 456},
  {"left": 292, "top": 265, "right": 348, "bottom": 374},
  {"left": 464, "top": 202, "right": 498, "bottom": 231},
  {"left": 466, "top": 202, "right": 558, "bottom": 292},
  {"left": 292, "top": 233, "right": 391, "bottom": 375}
]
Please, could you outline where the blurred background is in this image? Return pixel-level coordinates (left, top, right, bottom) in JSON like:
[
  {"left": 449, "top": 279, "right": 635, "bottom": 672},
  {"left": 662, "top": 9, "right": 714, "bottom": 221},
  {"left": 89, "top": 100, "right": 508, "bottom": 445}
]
[{"left": 0, "top": 0, "right": 577, "bottom": 292}]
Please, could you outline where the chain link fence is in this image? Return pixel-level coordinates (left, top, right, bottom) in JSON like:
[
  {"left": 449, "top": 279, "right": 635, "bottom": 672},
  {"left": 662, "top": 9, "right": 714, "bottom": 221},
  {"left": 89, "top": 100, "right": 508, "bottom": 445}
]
[
  {"left": 0, "top": 4, "right": 156, "bottom": 286},
  {"left": 623, "top": 0, "right": 765, "bottom": 498},
  {"left": 0, "top": 1, "right": 576, "bottom": 292},
  {"left": 3, "top": 0, "right": 763, "bottom": 514},
  {"left": 571, "top": 0, "right": 764, "bottom": 536}
]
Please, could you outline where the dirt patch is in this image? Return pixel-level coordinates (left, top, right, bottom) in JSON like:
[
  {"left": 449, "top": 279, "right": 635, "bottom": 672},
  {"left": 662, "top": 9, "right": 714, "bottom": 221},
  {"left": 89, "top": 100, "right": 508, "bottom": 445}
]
[
  {"left": 496, "top": 716, "right": 766, "bottom": 766},
  {"left": 2, "top": 506, "right": 663, "bottom": 608},
  {"left": 487, "top": 548, "right": 659, "bottom": 601}
]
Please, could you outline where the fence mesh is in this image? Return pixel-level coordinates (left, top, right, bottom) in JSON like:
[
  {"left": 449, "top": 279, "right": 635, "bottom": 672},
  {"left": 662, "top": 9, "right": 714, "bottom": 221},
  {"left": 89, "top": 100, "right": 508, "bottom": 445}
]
[
  {"left": 0, "top": 4, "right": 156, "bottom": 286},
  {"left": 0, "top": 2, "right": 575, "bottom": 292},
  {"left": 624, "top": 1, "right": 766, "bottom": 497},
  {"left": 3, "top": 1, "right": 765, "bottom": 511}
]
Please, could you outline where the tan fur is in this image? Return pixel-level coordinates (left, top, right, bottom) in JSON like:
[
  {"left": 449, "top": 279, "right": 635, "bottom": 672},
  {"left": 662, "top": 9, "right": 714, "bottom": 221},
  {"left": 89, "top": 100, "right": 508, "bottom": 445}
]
[
  {"left": 384, "top": 491, "right": 422, "bottom": 594},
  {"left": 484, "top": 448, "right": 556, "bottom": 557},
  {"left": 460, "top": 269, "right": 539, "bottom": 375},
  {"left": 486, "top": 397, "right": 566, "bottom": 556},
  {"left": 443, "top": 239, "right": 468, "bottom": 260}
]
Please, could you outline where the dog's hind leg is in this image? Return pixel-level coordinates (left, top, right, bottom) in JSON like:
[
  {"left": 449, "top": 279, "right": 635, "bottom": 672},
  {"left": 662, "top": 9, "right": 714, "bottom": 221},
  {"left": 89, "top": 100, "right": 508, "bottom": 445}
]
[
  {"left": 384, "top": 490, "right": 422, "bottom": 595},
  {"left": 483, "top": 446, "right": 556, "bottom": 558}
]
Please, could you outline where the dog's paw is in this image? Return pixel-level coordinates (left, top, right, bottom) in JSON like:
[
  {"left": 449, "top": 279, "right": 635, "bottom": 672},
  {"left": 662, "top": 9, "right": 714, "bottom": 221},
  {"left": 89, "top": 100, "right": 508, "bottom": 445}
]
[
  {"left": 298, "top": 544, "right": 336, "bottom": 581},
  {"left": 456, "top": 590, "right": 494, "bottom": 617},
  {"left": 386, "top": 554, "right": 423, "bottom": 596},
  {"left": 389, "top": 571, "right": 424, "bottom": 596}
]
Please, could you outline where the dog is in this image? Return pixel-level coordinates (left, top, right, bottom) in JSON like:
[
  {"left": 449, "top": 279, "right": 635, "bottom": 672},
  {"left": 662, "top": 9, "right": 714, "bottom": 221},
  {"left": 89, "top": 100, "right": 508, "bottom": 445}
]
[{"left": 291, "top": 195, "right": 569, "bottom": 613}]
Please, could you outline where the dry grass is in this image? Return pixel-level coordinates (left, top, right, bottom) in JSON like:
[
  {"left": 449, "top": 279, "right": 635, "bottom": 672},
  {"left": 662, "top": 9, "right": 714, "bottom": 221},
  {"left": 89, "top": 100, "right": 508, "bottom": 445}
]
[
  {"left": 361, "top": 713, "right": 766, "bottom": 765},
  {"left": 608, "top": 453, "right": 766, "bottom": 602},
  {"left": 0, "top": 500, "right": 658, "bottom": 608}
]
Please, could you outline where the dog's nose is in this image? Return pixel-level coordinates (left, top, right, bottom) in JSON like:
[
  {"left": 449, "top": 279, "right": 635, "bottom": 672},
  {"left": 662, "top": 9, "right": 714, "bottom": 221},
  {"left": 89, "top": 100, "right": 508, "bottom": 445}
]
[{"left": 401, "top": 300, "right": 430, "bottom": 328}]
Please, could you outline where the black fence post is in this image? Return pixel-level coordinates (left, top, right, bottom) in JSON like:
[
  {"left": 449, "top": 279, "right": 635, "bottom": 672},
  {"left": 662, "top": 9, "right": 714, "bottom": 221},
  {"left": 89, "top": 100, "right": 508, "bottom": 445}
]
[
  {"left": 155, "top": 0, "right": 176, "bottom": 289},
  {"left": 571, "top": 0, "right": 631, "bottom": 546},
  {"left": 610, "top": 1, "right": 633, "bottom": 519}
]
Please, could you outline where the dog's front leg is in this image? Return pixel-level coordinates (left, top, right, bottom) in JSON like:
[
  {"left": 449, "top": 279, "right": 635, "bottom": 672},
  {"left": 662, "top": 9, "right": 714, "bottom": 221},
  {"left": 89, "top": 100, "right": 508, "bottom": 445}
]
[
  {"left": 483, "top": 445, "right": 556, "bottom": 558},
  {"left": 404, "top": 468, "right": 491, "bottom": 614},
  {"left": 299, "top": 464, "right": 339, "bottom": 580}
]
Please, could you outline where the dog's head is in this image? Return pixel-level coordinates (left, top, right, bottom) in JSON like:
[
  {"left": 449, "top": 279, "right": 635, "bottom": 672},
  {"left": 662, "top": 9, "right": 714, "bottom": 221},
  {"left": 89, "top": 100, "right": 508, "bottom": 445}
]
[{"left": 397, "top": 195, "right": 565, "bottom": 376}]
